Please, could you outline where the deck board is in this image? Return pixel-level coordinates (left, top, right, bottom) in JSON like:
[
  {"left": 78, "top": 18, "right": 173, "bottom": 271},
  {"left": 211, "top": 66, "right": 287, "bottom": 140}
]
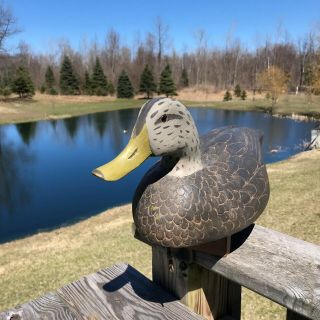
[
  {"left": 193, "top": 225, "right": 320, "bottom": 319},
  {"left": 1, "top": 263, "right": 203, "bottom": 320}
]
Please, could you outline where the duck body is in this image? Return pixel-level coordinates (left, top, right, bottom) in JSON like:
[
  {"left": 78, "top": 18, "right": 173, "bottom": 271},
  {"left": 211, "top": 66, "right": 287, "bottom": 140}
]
[
  {"left": 133, "top": 126, "right": 269, "bottom": 247},
  {"left": 93, "top": 98, "right": 270, "bottom": 248}
]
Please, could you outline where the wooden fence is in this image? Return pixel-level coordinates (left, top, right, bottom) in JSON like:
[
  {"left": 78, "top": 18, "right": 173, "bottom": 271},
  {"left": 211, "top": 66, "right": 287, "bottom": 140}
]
[
  {"left": 1, "top": 224, "right": 319, "bottom": 319},
  {"left": 150, "top": 224, "right": 320, "bottom": 320}
]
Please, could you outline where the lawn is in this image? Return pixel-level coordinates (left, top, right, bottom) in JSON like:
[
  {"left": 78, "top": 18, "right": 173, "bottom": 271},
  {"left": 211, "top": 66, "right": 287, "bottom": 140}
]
[
  {"left": 0, "top": 149, "right": 319, "bottom": 320},
  {"left": 184, "top": 93, "right": 320, "bottom": 118},
  {"left": 0, "top": 92, "right": 320, "bottom": 125}
]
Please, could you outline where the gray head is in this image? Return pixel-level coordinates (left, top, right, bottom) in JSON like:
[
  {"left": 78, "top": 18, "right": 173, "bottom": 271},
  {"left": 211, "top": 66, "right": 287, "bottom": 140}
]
[
  {"left": 92, "top": 97, "right": 202, "bottom": 181},
  {"left": 133, "top": 98, "right": 200, "bottom": 158}
]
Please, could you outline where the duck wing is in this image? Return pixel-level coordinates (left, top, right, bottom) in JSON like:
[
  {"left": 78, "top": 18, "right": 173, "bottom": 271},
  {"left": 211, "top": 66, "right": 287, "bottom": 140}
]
[{"left": 200, "top": 126, "right": 264, "bottom": 169}]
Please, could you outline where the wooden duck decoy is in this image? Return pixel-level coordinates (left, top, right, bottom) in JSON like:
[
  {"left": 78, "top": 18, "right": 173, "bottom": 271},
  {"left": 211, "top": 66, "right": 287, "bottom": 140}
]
[{"left": 93, "top": 98, "right": 270, "bottom": 248}]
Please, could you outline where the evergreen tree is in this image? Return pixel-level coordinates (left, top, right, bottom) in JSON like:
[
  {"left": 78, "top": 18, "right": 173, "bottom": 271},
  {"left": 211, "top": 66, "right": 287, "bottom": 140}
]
[
  {"left": 40, "top": 84, "right": 46, "bottom": 94},
  {"left": 234, "top": 84, "right": 241, "bottom": 97},
  {"left": 159, "top": 64, "right": 177, "bottom": 97},
  {"left": 91, "top": 57, "right": 108, "bottom": 96},
  {"left": 240, "top": 90, "right": 247, "bottom": 100},
  {"left": 108, "top": 82, "right": 115, "bottom": 95},
  {"left": 12, "top": 66, "right": 35, "bottom": 98},
  {"left": 180, "top": 68, "right": 189, "bottom": 88},
  {"left": 44, "top": 65, "right": 58, "bottom": 95},
  {"left": 59, "top": 56, "right": 80, "bottom": 95},
  {"left": 0, "top": 74, "right": 12, "bottom": 98},
  {"left": 139, "top": 64, "right": 156, "bottom": 99},
  {"left": 117, "top": 70, "right": 134, "bottom": 98},
  {"left": 83, "top": 70, "right": 92, "bottom": 95},
  {"left": 223, "top": 90, "right": 232, "bottom": 101},
  {"left": 45, "top": 66, "right": 55, "bottom": 88}
]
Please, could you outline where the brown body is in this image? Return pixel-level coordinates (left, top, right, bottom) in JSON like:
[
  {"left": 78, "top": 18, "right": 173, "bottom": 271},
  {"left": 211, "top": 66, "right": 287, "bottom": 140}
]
[{"left": 133, "top": 126, "right": 270, "bottom": 248}]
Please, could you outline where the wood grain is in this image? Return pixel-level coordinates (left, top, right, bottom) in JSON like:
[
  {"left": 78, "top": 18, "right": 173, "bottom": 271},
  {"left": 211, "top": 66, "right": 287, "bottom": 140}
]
[
  {"left": 0, "top": 292, "right": 77, "bottom": 320},
  {"left": 193, "top": 224, "right": 320, "bottom": 320},
  {"left": 1, "top": 264, "right": 203, "bottom": 320},
  {"left": 152, "top": 246, "right": 241, "bottom": 320}
]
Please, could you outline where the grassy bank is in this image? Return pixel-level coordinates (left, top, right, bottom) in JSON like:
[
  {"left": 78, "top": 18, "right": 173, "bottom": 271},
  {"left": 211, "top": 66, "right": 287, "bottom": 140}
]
[
  {"left": 1, "top": 92, "right": 320, "bottom": 125},
  {"left": 0, "top": 95, "right": 143, "bottom": 125},
  {"left": 0, "top": 150, "right": 319, "bottom": 319},
  {"left": 184, "top": 93, "right": 320, "bottom": 118}
]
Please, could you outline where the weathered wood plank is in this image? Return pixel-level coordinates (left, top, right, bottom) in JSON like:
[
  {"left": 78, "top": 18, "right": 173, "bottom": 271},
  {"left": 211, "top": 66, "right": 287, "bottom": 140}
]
[
  {"left": 0, "top": 292, "right": 78, "bottom": 320},
  {"left": 1, "top": 264, "right": 204, "bottom": 320},
  {"left": 193, "top": 225, "right": 320, "bottom": 320},
  {"left": 57, "top": 263, "right": 204, "bottom": 320},
  {"left": 152, "top": 246, "right": 241, "bottom": 320}
]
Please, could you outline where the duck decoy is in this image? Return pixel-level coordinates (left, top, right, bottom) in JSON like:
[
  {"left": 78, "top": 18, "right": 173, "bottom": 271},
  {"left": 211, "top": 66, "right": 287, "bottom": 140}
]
[{"left": 93, "top": 98, "right": 269, "bottom": 248}]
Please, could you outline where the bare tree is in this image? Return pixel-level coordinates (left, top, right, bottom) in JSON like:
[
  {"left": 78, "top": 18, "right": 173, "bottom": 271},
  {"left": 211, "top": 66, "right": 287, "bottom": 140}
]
[
  {"left": 104, "top": 29, "right": 120, "bottom": 83},
  {"left": 154, "top": 17, "right": 169, "bottom": 79},
  {"left": 0, "top": 2, "right": 20, "bottom": 52},
  {"left": 194, "top": 29, "right": 208, "bottom": 88},
  {"left": 296, "top": 33, "right": 315, "bottom": 93}
]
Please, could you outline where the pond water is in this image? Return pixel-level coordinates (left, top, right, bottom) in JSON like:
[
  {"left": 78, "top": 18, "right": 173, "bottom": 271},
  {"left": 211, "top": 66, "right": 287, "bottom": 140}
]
[{"left": 0, "top": 107, "right": 317, "bottom": 243}]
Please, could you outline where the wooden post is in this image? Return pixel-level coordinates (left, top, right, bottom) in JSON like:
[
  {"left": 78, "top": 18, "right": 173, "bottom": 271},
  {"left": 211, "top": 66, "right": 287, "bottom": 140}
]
[{"left": 152, "top": 246, "right": 241, "bottom": 320}]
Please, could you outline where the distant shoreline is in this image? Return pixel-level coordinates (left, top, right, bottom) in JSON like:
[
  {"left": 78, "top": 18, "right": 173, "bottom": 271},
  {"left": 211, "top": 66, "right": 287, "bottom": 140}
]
[{"left": 0, "top": 91, "right": 320, "bottom": 125}]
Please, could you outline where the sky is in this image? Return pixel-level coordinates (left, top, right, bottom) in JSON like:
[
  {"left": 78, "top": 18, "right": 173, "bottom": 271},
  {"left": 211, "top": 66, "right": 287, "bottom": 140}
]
[{"left": 6, "top": 0, "right": 320, "bottom": 54}]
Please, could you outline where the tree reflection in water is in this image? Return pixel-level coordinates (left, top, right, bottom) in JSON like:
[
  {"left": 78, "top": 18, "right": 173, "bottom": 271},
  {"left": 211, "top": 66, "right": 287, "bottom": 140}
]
[
  {"left": 64, "top": 117, "right": 79, "bottom": 140},
  {"left": 16, "top": 122, "right": 37, "bottom": 145},
  {"left": 0, "top": 127, "right": 33, "bottom": 214},
  {"left": 92, "top": 112, "right": 108, "bottom": 138}
]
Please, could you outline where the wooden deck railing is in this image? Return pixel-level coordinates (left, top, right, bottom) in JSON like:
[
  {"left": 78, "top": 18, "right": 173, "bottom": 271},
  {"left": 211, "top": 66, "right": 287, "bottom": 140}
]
[
  {"left": 150, "top": 224, "right": 320, "bottom": 320},
  {"left": 1, "top": 224, "right": 319, "bottom": 319}
]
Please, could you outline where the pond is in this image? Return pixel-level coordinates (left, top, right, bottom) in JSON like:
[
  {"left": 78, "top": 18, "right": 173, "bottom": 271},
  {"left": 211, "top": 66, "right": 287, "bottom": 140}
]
[{"left": 0, "top": 107, "right": 317, "bottom": 243}]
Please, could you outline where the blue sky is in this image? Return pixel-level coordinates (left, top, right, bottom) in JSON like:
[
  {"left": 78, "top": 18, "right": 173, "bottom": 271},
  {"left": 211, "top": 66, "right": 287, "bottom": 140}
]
[{"left": 6, "top": 0, "right": 320, "bottom": 54}]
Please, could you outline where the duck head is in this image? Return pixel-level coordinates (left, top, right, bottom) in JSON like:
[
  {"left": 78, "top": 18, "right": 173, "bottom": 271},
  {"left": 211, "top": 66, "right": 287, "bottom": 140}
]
[{"left": 92, "top": 98, "right": 203, "bottom": 181}]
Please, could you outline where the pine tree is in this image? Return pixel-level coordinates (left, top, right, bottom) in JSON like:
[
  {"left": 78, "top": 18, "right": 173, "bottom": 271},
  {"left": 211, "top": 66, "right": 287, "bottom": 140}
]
[
  {"left": 59, "top": 56, "right": 80, "bottom": 95},
  {"left": 159, "top": 64, "right": 177, "bottom": 97},
  {"left": 180, "top": 68, "right": 189, "bottom": 88},
  {"left": 108, "top": 82, "right": 115, "bottom": 95},
  {"left": 12, "top": 66, "right": 35, "bottom": 98},
  {"left": 45, "top": 66, "right": 55, "bottom": 89},
  {"left": 91, "top": 57, "right": 108, "bottom": 96},
  {"left": 234, "top": 84, "right": 241, "bottom": 97},
  {"left": 44, "top": 65, "right": 58, "bottom": 95},
  {"left": 139, "top": 64, "right": 156, "bottom": 99},
  {"left": 83, "top": 70, "right": 92, "bottom": 95},
  {"left": 0, "top": 74, "right": 12, "bottom": 99},
  {"left": 117, "top": 70, "right": 134, "bottom": 98},
  {"left": 223, "top": 90, "right": 232, "bottom": 101},
  {"left": 240, "top": 90, "right": 247, "bottom": 100}
]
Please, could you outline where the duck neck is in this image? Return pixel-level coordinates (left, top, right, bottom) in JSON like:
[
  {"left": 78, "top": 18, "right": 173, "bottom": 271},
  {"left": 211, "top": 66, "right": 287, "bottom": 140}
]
[{"left": 164, "top": 132, "right": 203, "bottom": 178}]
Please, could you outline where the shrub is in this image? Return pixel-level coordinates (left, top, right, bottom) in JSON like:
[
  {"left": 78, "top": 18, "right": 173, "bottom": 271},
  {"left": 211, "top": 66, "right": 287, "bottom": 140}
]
[{"left": 223, "top": 90, "right": 232, "bottom": 101}]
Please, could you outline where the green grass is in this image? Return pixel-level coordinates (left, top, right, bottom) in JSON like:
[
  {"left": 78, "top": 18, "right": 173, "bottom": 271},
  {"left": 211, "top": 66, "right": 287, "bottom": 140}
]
[
  {"left": 1, "top": 93, "right": 320, "bottom": 125},
  {"left": 0, "top": 150, "right": 319, "bottom": 319},
  {"left": 0, "top": 97, "right": 143, "bottom": 125},
  {"left": 183, "top": 93, "right": 320, "bottom": 117}
]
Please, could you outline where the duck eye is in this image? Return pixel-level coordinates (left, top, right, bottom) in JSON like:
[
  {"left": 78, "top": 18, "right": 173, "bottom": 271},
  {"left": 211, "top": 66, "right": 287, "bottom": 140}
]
[{"left": 161, "top": 114, "right": 167, "bottom": 122}]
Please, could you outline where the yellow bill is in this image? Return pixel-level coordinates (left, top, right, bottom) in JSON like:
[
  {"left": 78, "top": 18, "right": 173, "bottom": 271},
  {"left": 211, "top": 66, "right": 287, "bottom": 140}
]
[{"left": 92, "top": 124, "right": 151, "bottom": 181}]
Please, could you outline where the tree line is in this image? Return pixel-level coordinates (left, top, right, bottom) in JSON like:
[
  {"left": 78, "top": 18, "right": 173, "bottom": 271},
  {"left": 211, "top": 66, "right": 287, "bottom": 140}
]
[
  {"left": 0, "top": 55, "right": 178, "bottom": 98},
  {"left": 0, "top": 3, "right": 320, "bottom": 100}
]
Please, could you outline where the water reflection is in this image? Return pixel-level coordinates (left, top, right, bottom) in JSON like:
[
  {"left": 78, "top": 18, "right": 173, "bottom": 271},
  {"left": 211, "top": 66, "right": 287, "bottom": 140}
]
[
  {"left": 0, "top": 108, "right": 317, "bottom": 243},
  {"left": 0, "top": 128, "right": 32, "bottom": 213},
  {"left": 93, "top": 113, "right": 108, "bottom": 138},
  {"left": 64, "top": 117, "right": 80, "bottom": 140},
  {"left": 16, "top": 122, "right": 37, "bottom": 145}
]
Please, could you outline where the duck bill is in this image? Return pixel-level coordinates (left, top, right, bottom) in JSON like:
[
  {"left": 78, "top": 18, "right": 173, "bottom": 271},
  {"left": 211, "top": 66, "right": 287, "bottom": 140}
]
[{"left": 92, "top": 125, "right": 151, "bottom": 181}]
